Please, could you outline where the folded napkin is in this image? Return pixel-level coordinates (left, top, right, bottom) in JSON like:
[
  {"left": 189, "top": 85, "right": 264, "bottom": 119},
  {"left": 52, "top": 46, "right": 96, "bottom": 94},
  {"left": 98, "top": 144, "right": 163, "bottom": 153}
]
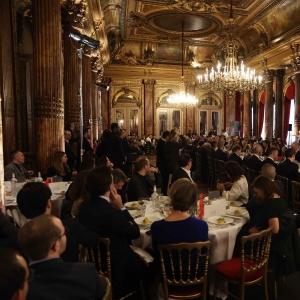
[{"left": 130, "top": 246, "right": 154, "bottom": 265}]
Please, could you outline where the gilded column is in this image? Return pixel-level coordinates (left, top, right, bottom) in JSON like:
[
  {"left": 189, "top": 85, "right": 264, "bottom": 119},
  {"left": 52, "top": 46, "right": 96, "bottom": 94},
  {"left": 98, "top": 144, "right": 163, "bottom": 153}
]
[
  {"left": 264, "top": 70, "right": 274, "bottom": 140},
  {"left": 225, "top": 91, "right": 235, "bottom": 137},
  {"left": 32, "top": 0, "right": 64, "bottom": 176},
  {"left": 82, "top": 53, "right": 92, "bottom": 128},
  {"left": 143, "top": 78, "right": 155, "bottom": 135},
  {"left": 102, "top": 90, "right": 109, "bottom": 131},
  {"left": 275, "top": 70, "right": 284, "bottom": 139},
  {"left": 243, "top": 90, "right": 251, "bottom": 137},
  {"left": 91, "top": 72, "right": 99, "bottom": 140},
  {"left": 63, "top": 25, "right": 80, "bottom": 125},
  {"left": 294, "top": 72, "right": 300, "bottom": 137}
]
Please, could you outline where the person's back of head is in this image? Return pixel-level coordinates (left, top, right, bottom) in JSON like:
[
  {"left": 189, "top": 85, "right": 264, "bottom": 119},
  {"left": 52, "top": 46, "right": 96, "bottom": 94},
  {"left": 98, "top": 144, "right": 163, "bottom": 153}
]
[
  {"left": 112, "top": 168, "right": 127, "bottom": 184},
  {"left": 134, "top": 157, "right": 148, "bottom": 172},
  {"left": 80, "top": 158, "right": 95, "bottom": 171},
  {"left": 18, "top": 214, "right": 63, "bottom": 262},
  {"left": 217, "top": 141, "right": 224, "bottom": 149},
  {"left": 253, "top": 144, "right": 262, "bottom": 155},
  {"left": 162, "top": 130, "right": 170, "bottom": 139},
  {"left": 17, "top": 182, "right": 52, "bottom": 219},
  {"left": 0, "top": 248, "right": 29, "bottom": 300},
  {"left": 110, "top": 123, "right": 119, "bottom": 132},
  {"left": 285, "top": 148, "right": 295, "bottom": 159},
  {"left": 266, "top": 146, "right": 278, "bottom": 157},
  {"left": 85, "top": 166, "right": 112, "bottom": 197},
  {"left": 178, "top": 153, "right": 191, "bottom": 168},
  {"left": 261, "top": 163, "right": 276, "bottom": 180},
  {"left": 68, "top": 170, "right": 91, "bottom": 202},
  {"left": 232, "top": 145, "right": 241, "bottom": 153},
  {"left": 211, "top": 141, "right": 217, "bottom": 149}
]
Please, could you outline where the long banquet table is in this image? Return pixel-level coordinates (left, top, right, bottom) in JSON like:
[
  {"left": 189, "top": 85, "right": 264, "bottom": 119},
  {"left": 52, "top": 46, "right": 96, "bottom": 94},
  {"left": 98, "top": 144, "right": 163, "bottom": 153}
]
[{"left": 131, "top": 203, "right": 249, "bottom": 298}]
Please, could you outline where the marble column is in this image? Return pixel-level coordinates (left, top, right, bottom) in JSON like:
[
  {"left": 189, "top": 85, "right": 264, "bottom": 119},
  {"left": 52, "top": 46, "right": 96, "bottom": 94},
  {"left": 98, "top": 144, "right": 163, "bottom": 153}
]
[
  {"left": 32, "top": 0, "right": 64, "bottom": 176},
  {"left": 264, "top": 70, "right": 275, "bottom": 140},
  {"left": 82, "top": 54, "right": 92, "bottom": 129},
  {"left": 225, "top": 91, "right": 236, "bottom": 137},
  {"left": 252, "top": 89, "right": 258, "bottom": 137},
  {"left": 63, "top": 25, "right": 80, "bottom": 125},
  {"left": 275, "top": 70, "right": 284, "bottom": 139},
  {"left": 243, "top": 90, "right": 251, "bottom": 137},
  {"left": 143, "top": 79, "right": 155, "bottom": 135},
  {"left": 294, "top": 72, "right": 300, "bottom": 136}
]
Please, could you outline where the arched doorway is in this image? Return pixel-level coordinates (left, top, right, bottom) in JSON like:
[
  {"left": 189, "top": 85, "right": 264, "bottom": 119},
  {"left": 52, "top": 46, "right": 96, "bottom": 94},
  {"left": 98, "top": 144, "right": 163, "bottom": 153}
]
[{"left": 111, "top": 88, "right": 142, "bottom": 135}]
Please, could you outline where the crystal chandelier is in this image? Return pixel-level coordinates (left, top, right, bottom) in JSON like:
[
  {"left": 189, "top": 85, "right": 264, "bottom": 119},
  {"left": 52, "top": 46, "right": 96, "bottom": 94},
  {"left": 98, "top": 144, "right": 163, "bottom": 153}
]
[
  {"left": 168, "top": 22, "right": 198, "bottom": 108},
  {"left": 197, "top": 2, "right": 262, "bottom": 94}
]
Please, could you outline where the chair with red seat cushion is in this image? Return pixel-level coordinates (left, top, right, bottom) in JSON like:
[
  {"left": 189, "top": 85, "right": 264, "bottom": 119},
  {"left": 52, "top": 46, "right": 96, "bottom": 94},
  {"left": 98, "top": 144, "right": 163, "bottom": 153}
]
[
  {"left": 213, "top": 227, "right": 273, "bottom": 300},
  {"left": 157, "top": 241, "right": 211, "bottom": 300}
]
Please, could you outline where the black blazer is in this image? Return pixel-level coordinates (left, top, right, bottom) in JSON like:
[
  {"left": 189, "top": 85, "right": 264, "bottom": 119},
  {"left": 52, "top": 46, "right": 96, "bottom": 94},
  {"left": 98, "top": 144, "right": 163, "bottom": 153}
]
[
  {"left": 277, "top": 159, "right": 299, "bottom": 182},
  {"left": 228, "top": 152, "right": 243, "bottom": 166},
  {"left": 27, "top": 258, "right": 104, "bottom": 300},
  {"left": 102, "top": 133, "right": 125, "bottom": 169},
  {"left": 65, "top": 140, "right": 77, "bottom": 169},
  {"left": 295, "top": 150, "right": 300, "bottom": 162},
  {"left": 156, "top": 139, "right": 168, "bottom": 174},
  {"left": 262, "top": 157, "right": 278, "bottom": 170},
  {"left": 171, "top": 167, "right": 192, "bottom": 184},
  {"left": 127, "top": 172, "right": 154, "bottom": 201},
  {"left": 214, "top": 148, "right": 228, "bottom": 162},
  {"left": 78, "top": 196, "right": 142, "bottom": 288},
  {"left": 247, "top": 155, "right": 263, "bottom": 176}
]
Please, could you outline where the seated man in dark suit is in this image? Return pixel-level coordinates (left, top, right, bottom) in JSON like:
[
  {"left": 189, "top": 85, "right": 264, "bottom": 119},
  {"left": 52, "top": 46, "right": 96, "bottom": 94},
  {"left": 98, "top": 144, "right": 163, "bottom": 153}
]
[
  {"left": 228, "top": 145, "right": 243, "bottom": 166},
  {"left": 262, "top": 146, "right": 278, "bottom": 170},
  {"left": 17, "top": 182, "right": 98, "bottom": 262},
  {"left": 171, "top": 153, "right": 193, "bottom": 185},
  {"left": 78, "top": 166, "right": 144, "bottom": 297},
  {"left": 0, "top": 248, "right": 29, "bottom": 300},
  {"left": 127, "top": 157, "right": 158, "bottom": 201},
  {"left": 214, "top": 141, "right": 228, "bottom": 162},
  {"left": 246, "top": 143, "right": 263, "bottom": 176},
  {"left": 261, "top": 163, "right": 284, "bottom": 197},
  {"left": 18, "top": 214, "right": 104, "bottom": 300}
]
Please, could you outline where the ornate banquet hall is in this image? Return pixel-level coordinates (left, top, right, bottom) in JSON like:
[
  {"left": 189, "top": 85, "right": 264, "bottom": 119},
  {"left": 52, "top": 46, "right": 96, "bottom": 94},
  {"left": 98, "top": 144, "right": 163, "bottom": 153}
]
[{"left": 0, "top": 0, "right": 300, "bottom": 176}]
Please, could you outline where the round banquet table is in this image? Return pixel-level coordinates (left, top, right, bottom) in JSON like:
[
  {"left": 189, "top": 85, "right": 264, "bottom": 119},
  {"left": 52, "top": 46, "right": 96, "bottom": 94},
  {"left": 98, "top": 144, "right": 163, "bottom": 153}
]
[{"left": 131, "top": 204, "right": 249, "bottom": 299}]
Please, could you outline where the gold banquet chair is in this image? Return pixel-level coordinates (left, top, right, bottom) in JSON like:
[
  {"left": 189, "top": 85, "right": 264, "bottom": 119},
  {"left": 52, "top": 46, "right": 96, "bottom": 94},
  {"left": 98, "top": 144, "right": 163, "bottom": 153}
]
[
  {"left": 213, "top": 227, "right": 273, "bottom": 300},
  {"left": 81, "top": 237, "right": 146, "bottom": 300},
  {"left": 99, "top": 274, "right": 112, "bottom": 300},
  {"left": 157, "top": 241, "right": 211, "bottom": 300}
]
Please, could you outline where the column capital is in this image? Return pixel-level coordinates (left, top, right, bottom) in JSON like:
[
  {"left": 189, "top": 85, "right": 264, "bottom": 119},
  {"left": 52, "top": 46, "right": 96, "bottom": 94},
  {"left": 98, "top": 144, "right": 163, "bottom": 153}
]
[
  {"left": 264, "top": 69, "right": 275, "bottom": 82},
  {"left": 275, "top": 69, "right": 285, "bottom": 81}
]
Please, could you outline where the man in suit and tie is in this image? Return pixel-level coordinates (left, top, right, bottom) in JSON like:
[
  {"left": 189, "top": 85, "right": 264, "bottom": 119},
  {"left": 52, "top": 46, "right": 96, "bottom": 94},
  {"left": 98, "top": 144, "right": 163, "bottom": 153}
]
[
  {"left": 171, "top": 153, "right": 193, "bottom": 185},
  {"left": 277, "top": 148, "right": 299, "bottom": 183},
  {"left": 214, "top": 141, "right": 228, "bottom": 162},
  {"left": 64, "top": 129, "right": 77, "bottom": 170},
  {"left": 262, "top": 146, "right": 278, "bottom": 170},
  {"left": 156, "top": 130, "right": 170, "bottom": 195},
  {"left": 246, "top": 144, "right": 263, "bottom": 176},
  {"left": 228, "top": 145, "right": 243, "bottom": 166},
  {"left": 291, "top": 141, "right": 300, "bottom": 162},
  {"left": 18, "top": 214, "right": 104, "bottom": 300}
]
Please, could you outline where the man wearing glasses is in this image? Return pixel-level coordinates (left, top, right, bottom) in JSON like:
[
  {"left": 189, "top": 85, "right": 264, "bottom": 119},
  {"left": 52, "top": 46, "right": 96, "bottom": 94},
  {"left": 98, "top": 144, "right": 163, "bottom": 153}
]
[{"left": 18, "top": 214, "right": 104, "bottom": 300}]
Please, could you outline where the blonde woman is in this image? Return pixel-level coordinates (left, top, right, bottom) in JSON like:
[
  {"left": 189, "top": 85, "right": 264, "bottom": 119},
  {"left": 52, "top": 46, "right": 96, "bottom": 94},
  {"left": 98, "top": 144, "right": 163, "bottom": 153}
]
[{"left": 47, "top": 151, "right": 77, "bottom": 181}]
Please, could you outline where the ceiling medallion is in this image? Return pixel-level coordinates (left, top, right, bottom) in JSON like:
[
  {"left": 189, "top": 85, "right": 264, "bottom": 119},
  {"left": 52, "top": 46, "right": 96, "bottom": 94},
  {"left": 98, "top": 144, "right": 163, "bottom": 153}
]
[
  {"left": 168, "top": 0, "right": 220, "bottom": 13},
  {"left": 196, "top": 1, "right": 263, "bottom": 96},
  {"left": 168, "top": 22, "right": 198, "bottom": 108}
]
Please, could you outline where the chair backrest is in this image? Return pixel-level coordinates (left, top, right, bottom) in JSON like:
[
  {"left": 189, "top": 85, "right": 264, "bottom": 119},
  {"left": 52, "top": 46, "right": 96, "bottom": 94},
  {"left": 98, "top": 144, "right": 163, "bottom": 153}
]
[
  {"left": 195, "top": 152, "right": 201, "bottom": 170},
  {"left": 242, "top": 165, "right": 248, "bottom": 180},
  {"left": 276, "top": 175, "right": 289, "bottom": 205},
  {"left": 291, "top": 181, "right": 300, "bottom": 214},
  {"left": 81, "top": 237, "right": 112, "bottom": 282},
  {"left": 157, "top": 241, "right": 211, "bottom": 298},
  {"left": 213, "top": 159, "right": 220, "bottom": 181},
  {"left": 247, "top": 168, "right": 256, "bottom": 185},
  {"left": 218, "top": 160, "right": 226, "bottom": 182},
  {"left": 240, "top": 227, "right": 273, "bottom": 283},
  {"left": 99, "top": 274, "right": 112, "bottom": 300}
]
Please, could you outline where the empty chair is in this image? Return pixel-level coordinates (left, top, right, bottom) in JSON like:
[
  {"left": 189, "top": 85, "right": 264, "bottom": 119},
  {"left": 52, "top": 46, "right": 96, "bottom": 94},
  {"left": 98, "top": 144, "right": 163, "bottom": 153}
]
[{"left": 157, "top": 241, "right": 211, "bottom": 300}]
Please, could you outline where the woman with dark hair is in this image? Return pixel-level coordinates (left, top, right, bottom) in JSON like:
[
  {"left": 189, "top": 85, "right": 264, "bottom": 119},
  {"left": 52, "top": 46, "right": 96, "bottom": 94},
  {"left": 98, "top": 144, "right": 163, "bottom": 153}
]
[
  {"left": 47, "top": 151, "right": 77, "bottom": 181},
  {"left": 151, "top": 178, "right": 208, "bottom": 249},
  {"left": 68, "top": 170, "right": 91, "bottom": 217},
  {"left": 216, "top": 161, "right": 248, "bottom": 204}
]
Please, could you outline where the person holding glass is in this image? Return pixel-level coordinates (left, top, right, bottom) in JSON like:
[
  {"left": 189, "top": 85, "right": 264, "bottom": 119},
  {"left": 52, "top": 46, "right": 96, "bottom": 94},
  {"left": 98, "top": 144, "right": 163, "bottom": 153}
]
[{"left": 216, "top": 161, "right": 248, "bottom": 204}]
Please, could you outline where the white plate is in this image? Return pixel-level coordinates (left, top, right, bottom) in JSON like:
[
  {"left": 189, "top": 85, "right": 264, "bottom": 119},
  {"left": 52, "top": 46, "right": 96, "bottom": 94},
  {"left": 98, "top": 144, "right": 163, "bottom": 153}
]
[
  {"left": 225, "top": 207, "right": 248, "bottom": 216},
  {"left": 135, "top": 216, "right": 160, "bottom": 227},
  {"left": 207, "top": 216, "right": 234, "bottom": 225},
  {"left": 129, "top": 210, "right": 142, "bottom": 218},
  {"left": 124, "top": 201, "right": 148, "bottom": 210},
  {"left": 159, "top": 196, "right": 171, "bottom": 204},
  {"left": 226, "top": 201, "right": 243, "bottom": 207},
  {"left": 54, "top": 191, "right": 66, "bottom": 195}
]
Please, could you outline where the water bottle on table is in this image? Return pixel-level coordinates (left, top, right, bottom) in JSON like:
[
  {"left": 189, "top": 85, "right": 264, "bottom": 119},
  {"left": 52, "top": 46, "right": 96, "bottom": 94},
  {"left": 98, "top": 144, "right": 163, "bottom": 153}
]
[
  {"left": 11, "top": 172, "right": 18, "bottom": 197},
  {"left": 151, "top": 185, "right": 159, "bottom": 210}
]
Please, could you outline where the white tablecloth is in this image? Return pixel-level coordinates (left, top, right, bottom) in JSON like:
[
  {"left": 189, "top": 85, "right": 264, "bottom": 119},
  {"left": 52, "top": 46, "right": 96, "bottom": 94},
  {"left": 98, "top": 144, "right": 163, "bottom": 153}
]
[{"left": 131, "top": 204, "right": 249, "bottom": 299}]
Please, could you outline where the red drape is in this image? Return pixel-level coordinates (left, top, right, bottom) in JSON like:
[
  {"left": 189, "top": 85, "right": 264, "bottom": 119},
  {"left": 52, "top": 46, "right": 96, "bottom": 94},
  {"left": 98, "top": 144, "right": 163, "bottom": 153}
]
[{"left": 283, "top": 97, "right": 291, "bottom": 143}]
